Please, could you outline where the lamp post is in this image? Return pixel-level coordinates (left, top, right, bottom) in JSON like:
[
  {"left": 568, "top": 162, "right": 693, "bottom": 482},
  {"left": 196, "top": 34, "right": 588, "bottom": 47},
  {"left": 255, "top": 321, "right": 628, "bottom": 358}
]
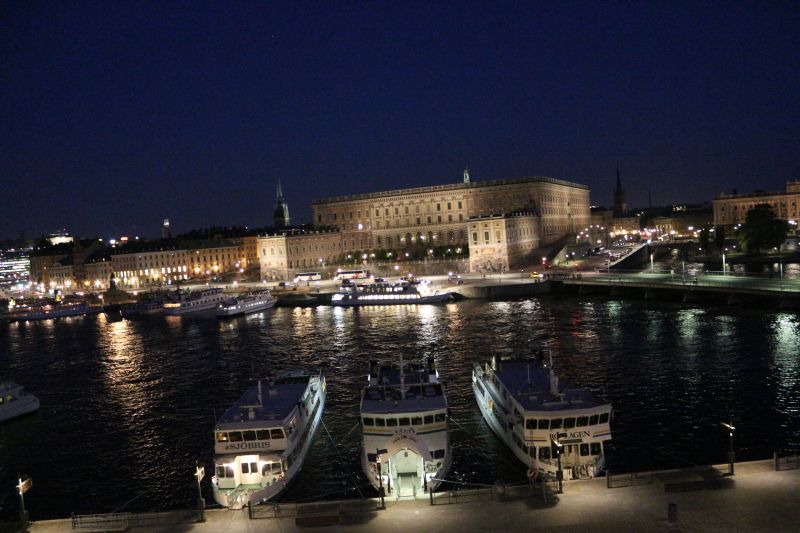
[
  {"left": 780, "top": 261, "right": 784, "bottom": 291},
  {"left": 551, "top": 437, "right": 563, "bottom": 493},
  {"left": 195, "top": 463, "right": 206, "bottom": 522},
  {"left": 650, "top": 253, "right": 654, "bottom": 273},
  {"left": 722, "top": 250, "right": 727, "bottom": 276},
  {"left": 16, "top": 475, "right": 32, "bottom": 533},
  {"left": 721, "top": 421, "right": 736, "bottom": 475}
]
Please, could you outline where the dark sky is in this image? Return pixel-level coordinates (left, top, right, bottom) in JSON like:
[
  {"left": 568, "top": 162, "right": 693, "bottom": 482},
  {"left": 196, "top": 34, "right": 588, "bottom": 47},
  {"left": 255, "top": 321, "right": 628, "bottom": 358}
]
[{"left": 2, "top": 2, "right": 798, "bottom": 240}]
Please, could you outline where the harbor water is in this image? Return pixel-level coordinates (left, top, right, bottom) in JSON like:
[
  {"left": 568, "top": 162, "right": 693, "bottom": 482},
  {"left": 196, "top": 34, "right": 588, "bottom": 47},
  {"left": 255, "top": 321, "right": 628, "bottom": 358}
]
[{"left": 1, "top": 297, "right": 799, "bottom": 520}]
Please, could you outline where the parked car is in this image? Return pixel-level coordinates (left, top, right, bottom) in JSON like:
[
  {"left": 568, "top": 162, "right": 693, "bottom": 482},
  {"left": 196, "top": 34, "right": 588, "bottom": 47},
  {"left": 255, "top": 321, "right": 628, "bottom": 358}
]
[{"left": 277, "top": 281, "right": 296, "bottom": 289}]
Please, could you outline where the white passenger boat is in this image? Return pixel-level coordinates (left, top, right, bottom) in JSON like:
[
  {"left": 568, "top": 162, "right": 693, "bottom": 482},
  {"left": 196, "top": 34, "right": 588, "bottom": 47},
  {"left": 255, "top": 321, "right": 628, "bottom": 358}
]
[
  {"left": 163, "top": 288, "right": 225, "bottom": 315},
  {"left": 0, "top": 381, "right": 40, "bottom": 423},
  {"left": 211, "top": 370, "right": 326, "bottom": 509},
  {"left": 216, "top": 290, "right": 277, "bottom": 317},
  {"left": 360, "top": 356, "right": 451, "bottom": 499},
  {"left": 472, "top": 354, "right": 611, "bottom": 482},
  {"left": 121, "top": 298, "right": 166, "bottom": 317},
  {"left": 332, "top": 280, "right": 451, "bottom": 306},
  {"left": 9, "top": 302, "right": 102, "bottom": 322}
]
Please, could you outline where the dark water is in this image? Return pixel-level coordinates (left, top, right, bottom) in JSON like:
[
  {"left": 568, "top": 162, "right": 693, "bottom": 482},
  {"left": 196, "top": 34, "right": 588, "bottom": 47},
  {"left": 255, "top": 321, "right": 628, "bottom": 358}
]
[{"left": 1, "top": 297, "right": 799, "bottom": 520}]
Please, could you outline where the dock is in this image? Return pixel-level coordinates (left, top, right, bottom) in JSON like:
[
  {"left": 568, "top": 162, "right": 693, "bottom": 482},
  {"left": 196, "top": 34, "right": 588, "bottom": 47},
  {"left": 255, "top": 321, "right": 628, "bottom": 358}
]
[{"left": 21, "top": 458, "right": 800, "bottom": 532}]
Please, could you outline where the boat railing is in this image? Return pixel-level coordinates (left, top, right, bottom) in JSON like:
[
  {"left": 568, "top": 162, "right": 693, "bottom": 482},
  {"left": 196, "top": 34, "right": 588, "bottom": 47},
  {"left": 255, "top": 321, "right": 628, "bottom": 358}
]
[{"left": 429, "top": 478, "right": 554, "bottom": 505}]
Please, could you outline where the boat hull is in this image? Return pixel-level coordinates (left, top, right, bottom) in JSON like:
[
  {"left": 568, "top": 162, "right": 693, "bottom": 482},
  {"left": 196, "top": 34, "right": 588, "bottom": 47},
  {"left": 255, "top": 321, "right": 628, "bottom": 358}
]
[
  {"left": 216, "top": 297, "right": 277, "bottom": 317},
  {"left": 332, "top": 293, "right": 451, "bottom": 306},
  {"left": 0, "top": 396, "right": 40, "bottom": 423}
]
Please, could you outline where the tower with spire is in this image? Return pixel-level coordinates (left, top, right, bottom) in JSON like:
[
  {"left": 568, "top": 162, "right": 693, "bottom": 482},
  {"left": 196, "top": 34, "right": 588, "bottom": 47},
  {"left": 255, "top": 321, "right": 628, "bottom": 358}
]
[
  {"left": 463, "top": 167, "right": 471, "bottom": 183},
  {"left": 613, "top": 165, "right": 628, "bottom": 217},
  {"left": 273, "top": 180, "right": 291, "bottom": 228}
]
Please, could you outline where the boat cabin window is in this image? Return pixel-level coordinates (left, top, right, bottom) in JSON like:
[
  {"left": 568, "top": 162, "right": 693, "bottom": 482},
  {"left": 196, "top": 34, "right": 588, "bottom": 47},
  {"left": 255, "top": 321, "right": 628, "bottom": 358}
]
[
  {"left": 576, "top": 416, "right": 588, "bottom": 427},
  {"left": 262, "top": 462, "right": 282, "bottom": 475},
  {"left": 435, "top": 413, "right": 446, "bottom": 423},
  {"left": 550, "top": 418, "right": 563, "bottom": 429},
  {"left": 599, "top": 413, "right": 609, "bottom": 424},
  {"left": 367, "top": 453, "right": 377, "bottom": 462},
  {"left": 563, "top": 417, "right": 576, "bottom": 429},
  {"left": 411, "top": 416, "right": 422, "bottom": 425},
  {"left": 216, "top": 465, "right": 235, "bottom": 478},
  {"left": 270, "top": 428, "right": 285, "bottom": 439},
  {"left": 591, "top": 443, "right": 602, "bottom": 455},
  {"left": 538, "top": 419, "right": 550, "bottom": 430},
  {"left": 424, "top": 415, "right": 433, "bottom": 425},
  {"left": 386, "top": 418, "right": 398, "bottom": 427},
  {"left": 580, "top": 444, "right": 590, "bottom": 456},
  {"left": 228, "top": 431, "right": 243, "bottom": 442},
  {"left": 398, "top": 417, "right": 410, "bottom": 426},
  {"left": 375, "top": 418, "right": 386, "bottom": 427},
  {"left": 526, "top": 419, "right": 537, "bottom": 429},
  {"left": 363, "top": 417, "right": 375, "bottom": 426},
  {"left": 539, "top": 447, "right": 550, "bottom": 460},
  {"left": 241, "top": 462, "right": 257, "bottom": 474},
  {"left": 216, "top": 432, "right": 229, "bottom": 443},
  {"left": 256, "top": 430, "right": 271, "bottom": 440},
  {"left": 432, "top": 449, "right": 446, "bottom": 459},
  {"left": 589, "top": 415, "right": 599, "bottom": 426},
  {"left": 242, "top": 430, "right": 257, "bottom": 441}
]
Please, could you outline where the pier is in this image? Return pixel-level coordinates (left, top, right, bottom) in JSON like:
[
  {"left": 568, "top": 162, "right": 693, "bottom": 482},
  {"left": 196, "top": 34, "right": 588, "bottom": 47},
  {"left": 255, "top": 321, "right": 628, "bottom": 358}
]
[{"left": 20, "top": 458, "right": 800, "bottom": 532}]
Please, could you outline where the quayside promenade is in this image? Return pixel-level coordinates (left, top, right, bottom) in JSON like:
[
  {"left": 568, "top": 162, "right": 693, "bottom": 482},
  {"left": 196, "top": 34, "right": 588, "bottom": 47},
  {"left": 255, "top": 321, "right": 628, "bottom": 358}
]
[{"left": 24, "top": 459, "right": 800, "bottom": 532}]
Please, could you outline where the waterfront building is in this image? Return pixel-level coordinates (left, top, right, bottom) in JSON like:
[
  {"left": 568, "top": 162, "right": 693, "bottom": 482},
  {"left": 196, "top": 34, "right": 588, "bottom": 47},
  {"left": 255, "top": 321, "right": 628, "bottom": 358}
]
[
  {"left": 714, "top": 181, "right": 800, "bottom": 228},
  {"left": 311, "top": 174, "right": 590, "bottom": 263},
  {"left": 257, "top": 229, "right": 342, "bottom": 281},
  {"left": 0, "top": 249, "right": 30, "bottom": 289},
  {"left": 468, "top": 212, "right": 540, "bottom": 272}
]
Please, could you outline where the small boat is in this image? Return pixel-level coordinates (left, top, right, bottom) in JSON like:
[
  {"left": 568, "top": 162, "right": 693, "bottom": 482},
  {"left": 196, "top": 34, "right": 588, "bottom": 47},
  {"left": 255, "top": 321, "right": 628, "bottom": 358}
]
[
  {"left": 163, "top": 288, "right": 225, "bottom": 315},
  {"left": 472, "top": 352, "right": 612, "bottom": 482},
  {"left": 360, "top": 356, "right": 451, "bottom": 499},
  {"left": 121, "top": 298, "right": 166, "bottom": 317},
  {"left": 0, "top": 381, "right": 40, "bottom": 422},
  {"left": 211, "top": 370, "right": 326, "bottom": 509},
  {"left": 332, "top": 280, "right": 451, "bottom": 306},
  {"left": 216, "top": 290, "right": 277, "bottom": 317}
]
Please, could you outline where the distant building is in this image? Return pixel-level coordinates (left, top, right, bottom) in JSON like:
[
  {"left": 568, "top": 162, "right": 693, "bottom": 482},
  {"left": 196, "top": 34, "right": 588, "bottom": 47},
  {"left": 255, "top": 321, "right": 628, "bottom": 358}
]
[
  {"left": 613, "top": 166, "right": 628, "bottom": 218},
  {"left": 713, "top": 181, "right": 800, "bottom": 228},
  {"left": 162, "top": 219, "right": 172, "bottom": 239},
  {"left": 257, "top": 229, "right": 343, "bottom": 280},
  {"left": 273, "top": 181, "right": 291, "bottom": 228}
]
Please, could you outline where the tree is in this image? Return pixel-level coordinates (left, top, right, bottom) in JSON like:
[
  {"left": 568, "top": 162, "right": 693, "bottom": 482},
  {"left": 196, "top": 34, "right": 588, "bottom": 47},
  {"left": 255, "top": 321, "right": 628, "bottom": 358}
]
[
  {"left": 698, "top": 228, "right": 710, "bottom": 253},
  {"left": 714, "top": 226, "right": 726, "bottom": 252},
  {"left": 739, "top": 204, "right": 789, "bottom": 254}
]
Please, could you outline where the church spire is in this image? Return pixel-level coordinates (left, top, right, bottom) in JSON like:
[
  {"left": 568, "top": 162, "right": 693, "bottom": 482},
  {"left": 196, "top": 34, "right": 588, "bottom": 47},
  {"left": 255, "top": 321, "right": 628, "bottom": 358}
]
[
  {"left": 273, "top": 179, "right": 291, "bottom": 229},
  {"left": 613, "top": 164, "right": 628, "bottom": 217}
]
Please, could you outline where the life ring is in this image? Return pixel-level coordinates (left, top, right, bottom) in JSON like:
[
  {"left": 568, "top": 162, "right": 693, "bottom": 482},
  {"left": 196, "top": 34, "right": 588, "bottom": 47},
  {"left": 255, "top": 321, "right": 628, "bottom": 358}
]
[{"left": 527, "top": 468, "right": 537, "bottom": 481}]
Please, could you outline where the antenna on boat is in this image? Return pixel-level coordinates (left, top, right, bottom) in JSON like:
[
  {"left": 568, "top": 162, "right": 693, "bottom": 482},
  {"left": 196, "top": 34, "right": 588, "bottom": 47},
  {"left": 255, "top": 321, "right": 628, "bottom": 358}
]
[
  {"left": 258, "top": 379, "right": 263, "bottom": 406},
  {"left": 546, "top": 341, "right": 559, "bottom": 396}
]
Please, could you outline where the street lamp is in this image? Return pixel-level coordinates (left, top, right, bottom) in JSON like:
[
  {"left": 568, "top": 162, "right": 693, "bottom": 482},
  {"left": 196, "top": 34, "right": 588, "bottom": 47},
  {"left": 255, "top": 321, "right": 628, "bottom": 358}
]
[
  {"left": 721, "top": 421, "right": 736, "bottom": 475},
  {"left": 16, "top": 474, "right": 32, "bottom": 533},
  {"left": 551, "top": 437, "right": 563, "bottom": 493},
  {"left": 194, "top": 462, "right": 206, "bottom": 522},
  {"left": 722, "top": 249, "right": 727, "bottom": 276}
]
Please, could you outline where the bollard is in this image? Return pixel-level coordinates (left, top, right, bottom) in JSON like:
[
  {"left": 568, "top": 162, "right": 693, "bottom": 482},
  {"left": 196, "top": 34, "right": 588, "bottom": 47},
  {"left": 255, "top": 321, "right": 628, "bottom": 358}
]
[
  {"left": 495, "top": 480, "right": 506, "bottom": 502},
  {"left": 667, "top": 502, "right": 678, "bottom": 526}
]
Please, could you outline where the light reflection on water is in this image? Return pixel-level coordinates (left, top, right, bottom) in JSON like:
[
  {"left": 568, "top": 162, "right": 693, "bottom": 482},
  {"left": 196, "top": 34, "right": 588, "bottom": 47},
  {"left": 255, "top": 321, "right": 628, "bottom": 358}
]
[{"left": 1, "top": 297, "right": 799, "bottom": 520}]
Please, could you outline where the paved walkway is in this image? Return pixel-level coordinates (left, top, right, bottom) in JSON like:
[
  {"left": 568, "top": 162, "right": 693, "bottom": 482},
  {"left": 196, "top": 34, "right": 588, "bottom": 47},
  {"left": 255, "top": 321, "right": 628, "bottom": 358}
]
[{"left": 26, "top": 460, "right": 800, "bottom": 532}]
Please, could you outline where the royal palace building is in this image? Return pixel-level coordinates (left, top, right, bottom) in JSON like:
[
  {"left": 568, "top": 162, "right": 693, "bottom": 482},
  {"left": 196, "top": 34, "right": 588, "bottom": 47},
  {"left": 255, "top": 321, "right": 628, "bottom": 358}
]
[
  {"left": 310, "top": 173, "right": 590, "bottom": 253},
  {"left": 714, "top": 181, "right": 800, "bottom": 228}
]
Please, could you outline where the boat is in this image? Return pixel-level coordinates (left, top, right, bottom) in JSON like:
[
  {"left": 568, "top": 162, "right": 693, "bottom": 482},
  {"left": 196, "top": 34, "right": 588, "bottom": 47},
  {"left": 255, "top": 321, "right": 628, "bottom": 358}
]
[
  {"left": 8, "top": 302, "right": 102, "bottom": 322},
  {"left": 331, "top": 280, "right": 451, "bottom": 306},
  {"left": 0, "top": 381, "right": 40, "bottom": 422},
  {"left": 472, "top": 353, "right": 612, "bottom": 482},
  {"left": 216, "top": 290, "right": 277, "bottom": 317},
  {"left": 360, "top": 356, "right": 451, "bottom": 499},
  {"left": 211, "top": 370, "right": 326, "bottom": 509},
  {"left": 163, "top": 288, "right": 225, "bottom": 315},
  {"left": 120, "top": 298, "right": 166, "bottom": 317}
]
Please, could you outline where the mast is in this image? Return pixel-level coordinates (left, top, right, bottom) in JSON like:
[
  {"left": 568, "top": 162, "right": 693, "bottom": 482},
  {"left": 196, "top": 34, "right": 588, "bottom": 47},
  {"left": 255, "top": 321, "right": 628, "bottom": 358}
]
[{"left": 399, "top": 353, "right": 406, "bottom": 400}]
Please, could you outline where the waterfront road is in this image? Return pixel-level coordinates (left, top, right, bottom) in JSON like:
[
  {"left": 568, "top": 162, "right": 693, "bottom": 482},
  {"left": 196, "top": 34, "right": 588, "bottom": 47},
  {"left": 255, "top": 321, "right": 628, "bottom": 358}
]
[{"left": 26, "top": 460, "right": 800, "bottom": 532}]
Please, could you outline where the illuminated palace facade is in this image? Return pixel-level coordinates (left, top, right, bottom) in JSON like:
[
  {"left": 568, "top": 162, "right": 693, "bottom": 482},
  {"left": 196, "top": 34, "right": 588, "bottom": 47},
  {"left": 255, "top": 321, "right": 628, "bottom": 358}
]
[
  {"left": 713, "top": 180, "right": 800, "bottom": 228},
  {"left": 252, "top": 173, "right": 590, "bottom": 278}
]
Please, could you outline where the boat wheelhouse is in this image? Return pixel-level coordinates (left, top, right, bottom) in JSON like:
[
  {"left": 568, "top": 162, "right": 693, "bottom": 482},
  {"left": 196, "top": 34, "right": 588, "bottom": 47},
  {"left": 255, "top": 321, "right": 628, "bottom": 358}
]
[
  {"left": 332, "top": 280, "right": 451, "bottom": 306},
  {"left": 211, "top": 370, "right": 326, "bottom": 509},
  {"left": 0, "top": 381, "right": 40, "bottom": 423},
  {"left": 360, "top": 357, "right": 451, "bottom": 499},
  {"left": 216, "top": 290, "right": 277, "bottom": 317},
  {"left": 472, "top": 355, "right": 611, "bottom": 482},
  {"left": 163, "top": 288, "right": 225, "bottom": 315}
]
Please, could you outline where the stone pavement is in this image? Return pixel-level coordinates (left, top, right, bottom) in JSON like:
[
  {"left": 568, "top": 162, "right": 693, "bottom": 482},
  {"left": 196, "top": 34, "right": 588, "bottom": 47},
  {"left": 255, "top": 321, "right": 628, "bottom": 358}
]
[{"left": 27, "top": 460, "right": 800, "bottom": 532}]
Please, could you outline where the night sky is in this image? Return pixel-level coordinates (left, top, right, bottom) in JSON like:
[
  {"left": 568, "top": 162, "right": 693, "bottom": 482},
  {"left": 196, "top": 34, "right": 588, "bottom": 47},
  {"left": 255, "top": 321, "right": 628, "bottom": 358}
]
[{"left": 2, "top": 2, "right": 798, "bottom": 240}]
